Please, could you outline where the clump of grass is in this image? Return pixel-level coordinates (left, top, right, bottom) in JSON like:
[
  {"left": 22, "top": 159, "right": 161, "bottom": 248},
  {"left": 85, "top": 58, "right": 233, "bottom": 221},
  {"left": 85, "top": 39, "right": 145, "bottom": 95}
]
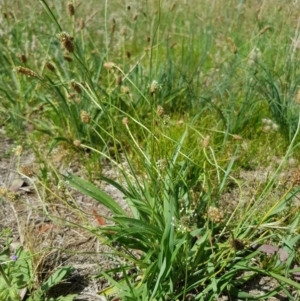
[{"left": 2, "top": 0, "right": 300, "bottom": 300}]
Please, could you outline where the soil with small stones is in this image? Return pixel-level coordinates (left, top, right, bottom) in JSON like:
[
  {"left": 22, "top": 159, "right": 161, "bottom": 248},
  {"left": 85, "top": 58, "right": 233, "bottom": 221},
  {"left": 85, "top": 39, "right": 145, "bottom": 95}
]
[{"left": 0, "top": 128, "right": 295, "bottom": 301}]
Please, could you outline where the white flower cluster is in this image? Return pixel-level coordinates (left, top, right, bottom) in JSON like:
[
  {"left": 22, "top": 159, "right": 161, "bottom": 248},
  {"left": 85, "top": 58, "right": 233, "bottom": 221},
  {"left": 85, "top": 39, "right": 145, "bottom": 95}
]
[{"left": 261, "top": 118, "right": 279, "bottom": 132}]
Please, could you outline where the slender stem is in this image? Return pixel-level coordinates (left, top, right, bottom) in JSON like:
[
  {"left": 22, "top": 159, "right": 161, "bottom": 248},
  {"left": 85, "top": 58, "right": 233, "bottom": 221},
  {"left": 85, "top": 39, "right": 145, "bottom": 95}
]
[{"left": 39, "top": 0, "right": 63, "bottom": 31}]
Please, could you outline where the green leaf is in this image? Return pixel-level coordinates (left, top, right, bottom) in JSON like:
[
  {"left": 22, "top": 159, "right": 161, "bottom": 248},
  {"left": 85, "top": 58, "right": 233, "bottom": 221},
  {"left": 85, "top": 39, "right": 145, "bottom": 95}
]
[
  {"left": 40, "top": 266, "right": 74, "bottom": 293},
  {"left": 113, "top": 217, "right": 162, "bottom": 236},
  {"left": 65, "top": 174, "right": 126, "bottom": 216}
]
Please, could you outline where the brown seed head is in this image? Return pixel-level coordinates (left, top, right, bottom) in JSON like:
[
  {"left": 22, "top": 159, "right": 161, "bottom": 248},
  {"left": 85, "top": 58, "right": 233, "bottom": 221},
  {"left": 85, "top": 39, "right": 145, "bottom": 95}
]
[
  {"left": 15, "top": 66, "right": 38, "bottom": 78},
  {"left": 45, "top": 62, "right": 56, "bottom": 72},
  {"left": 8, "top": 11, "right": 14, "bottom": 19},
  {"left": 63, "top": 55, "right": 73, "bottom": 62},
  {"left": 18, "top": 54, "right": 27, "bottom": 64},
  {"left": 116, "top": 75, "right": 122, "bottom": 86},
  {"left": 291, "top": 167, "right": 300, "bottom": 187},
  {"left": 67, "top": 2, "right": 75, "bottom": 16},
  {"left": 133, "top": 14, "right": 138, "bottom": 21},
  {"left": 80, "top": 110, "right": 91, "bottom": 123},
  {"left": 79, "top": 18, "right": 85, "bottom": 30},
  {"left": 227, "top": 37, "right": 238, "bottom": 54},
  {"left": 259, "top": 25, "right": 271, "bottom": 35},
  {"left": 19, "top": 165, "right": 34, "bottom": 177},
  {"left": 62, "top": 38, "right": 74, "bottom": 53},
  {"left": 57, "top": 32, "right": 74, "bottom": 53},
  {"left": 71, "top": 81, "right": 82, "bottom": 94}
]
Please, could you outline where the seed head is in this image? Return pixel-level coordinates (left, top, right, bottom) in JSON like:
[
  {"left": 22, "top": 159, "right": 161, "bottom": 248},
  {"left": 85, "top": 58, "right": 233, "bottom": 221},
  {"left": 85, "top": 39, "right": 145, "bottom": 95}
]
[
  {"left": 80, "top": 110, "right": 91, "bottom": 124},
  {"left": 103, "top": 62, "right": 115, "bottom": 70},
  {"left": 202, "top": 135, "right": 210, "bottom": 148},
  {"left": 79, "top": 18, "right": 85, "bottom": 30},
  {"left": 15, "top": 66, "right": 38, "bottom": 78},
  {"left": 71, "top": 81, "right": 82, "bottom": 94},
  {"left": 163, "top": 115, "right": 170, "bottom": 126},
  {"left": 150, "top": 80, "right": 161, "bottom": 95},
  {"left": 73, "top": 139, "right": 81, "bottom": 147},
  {"left": 271, "top": 123, "right": 279, "bottom": 131},
  {"left": 122, "top": 117, "right": 129, "bottom": 125},
  {"left": 18, "top": 54, "right": 27, "bottom": 64},
  {"left": 45, "top": 62, "right": 56, "bottom": 72},
  {"left": 8, "top": 11, "right": 14, "bottom": 19},
  {"left": 232, "top": 134, "right": 242, "bottom": 140},
  {"left": 62, "top": 38, "right": 74, "bottom": 53},
  {"left": 57, "top": 32, "right": 74, "bottom": 53},
  {"left": 116, "top": 75, "right": 122, "bottom": 86},
  {"left": 63, "top": 55, "right": 73, "bottom": 62},
  {"left": 259, "top": 25, "right": 271, "bottom": 35},
  {"left": 0, "top": 187, "right": 17, "bottom": 202},
  {"left": 67, "top": 2, "right": 75, "bottom": 16},
  {"left": 157, "top": 105, "right": 164, "bottom": 116},
  {"left": 207, "top": 206, "right": 224, "bottom": 223},
  {"left": 291, "top": 167, "right": 300, "bottom": 187},
  {"left": 121, "top": 86, "right": 130, "bottom": 94},
  {"left": 248, "top": 48, "right": 262, "bottom": 66},
  {"left": 227, "top": 37, "right": 238, "bottom": 54},
  {"left": 156, "top": 159, "right": 167, "bottom": 170},
  {"left": 19, "top": 165, "right": 34, "bottom": 177},
  {"left": 13, "top": 145, "right": 23, "bottom": 156}
]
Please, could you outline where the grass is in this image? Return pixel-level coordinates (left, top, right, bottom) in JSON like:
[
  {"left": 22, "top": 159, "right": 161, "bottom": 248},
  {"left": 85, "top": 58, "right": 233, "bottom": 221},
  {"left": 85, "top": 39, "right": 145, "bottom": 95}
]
[{"left": 1, "top": 0, "right": 300, "bottom": 300}]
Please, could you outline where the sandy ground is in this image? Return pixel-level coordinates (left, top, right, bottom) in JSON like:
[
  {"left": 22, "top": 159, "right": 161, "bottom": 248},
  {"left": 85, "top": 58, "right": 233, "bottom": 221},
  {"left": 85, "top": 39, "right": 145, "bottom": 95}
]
[{"left": 0, "top": 128, "right": 127, "bottom": 300}]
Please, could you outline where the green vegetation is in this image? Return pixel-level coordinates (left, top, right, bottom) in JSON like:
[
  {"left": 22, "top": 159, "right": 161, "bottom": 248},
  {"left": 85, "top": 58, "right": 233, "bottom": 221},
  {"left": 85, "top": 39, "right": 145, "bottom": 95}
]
[
  {"left": 1, "top": 0, "right": 300, "bottom": 300},
  {"left": 0, "top": 229, "right": 74, "bottom": 301}
]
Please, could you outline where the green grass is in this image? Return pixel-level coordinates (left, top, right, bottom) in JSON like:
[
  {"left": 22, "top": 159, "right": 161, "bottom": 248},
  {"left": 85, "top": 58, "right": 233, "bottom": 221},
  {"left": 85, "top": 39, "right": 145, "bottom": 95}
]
[{"left": 2, "top": 0, "right": 300, "bottom": 300}]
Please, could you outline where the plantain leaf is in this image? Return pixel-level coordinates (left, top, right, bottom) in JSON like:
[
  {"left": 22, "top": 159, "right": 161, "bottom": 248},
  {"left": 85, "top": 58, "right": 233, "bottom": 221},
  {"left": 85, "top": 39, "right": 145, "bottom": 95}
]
[{"left": 65, "top": 174, "right": 126, "bottom": 216}]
